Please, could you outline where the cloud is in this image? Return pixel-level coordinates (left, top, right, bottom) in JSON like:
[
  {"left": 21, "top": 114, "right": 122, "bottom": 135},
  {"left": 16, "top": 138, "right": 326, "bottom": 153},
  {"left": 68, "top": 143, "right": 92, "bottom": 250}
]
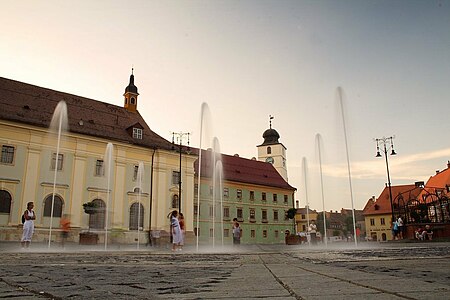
[{"left": 304, "top": 147, "right": 450, "bottom": 181}]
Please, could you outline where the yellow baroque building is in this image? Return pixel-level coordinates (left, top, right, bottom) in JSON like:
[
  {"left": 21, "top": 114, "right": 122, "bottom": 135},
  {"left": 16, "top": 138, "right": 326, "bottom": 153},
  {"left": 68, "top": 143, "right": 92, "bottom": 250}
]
[
  {"left": 0, "top": 75, "right": 196, "bottom": 244},
  {"left": 0, "top": 75, "right": 297, "bottom": 246}
]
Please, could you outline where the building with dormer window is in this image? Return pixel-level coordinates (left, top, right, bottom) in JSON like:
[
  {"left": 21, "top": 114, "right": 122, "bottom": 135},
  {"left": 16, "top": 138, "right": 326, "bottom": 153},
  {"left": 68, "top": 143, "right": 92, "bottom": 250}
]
[{"left": 0, "top": 74, "right": 196, "bottom": 243}]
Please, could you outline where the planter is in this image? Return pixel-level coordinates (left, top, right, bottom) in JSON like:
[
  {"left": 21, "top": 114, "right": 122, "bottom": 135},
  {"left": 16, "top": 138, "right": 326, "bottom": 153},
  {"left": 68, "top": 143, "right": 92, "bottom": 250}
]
[
  {"left": 83, "top": 207, "right": 97, "bottom": 215},
  {"left": 285, "top": 234, "right": 301, "bottom": 245},
  {"left": 79, "top": 232, "right": 98, "bottom": 245}
]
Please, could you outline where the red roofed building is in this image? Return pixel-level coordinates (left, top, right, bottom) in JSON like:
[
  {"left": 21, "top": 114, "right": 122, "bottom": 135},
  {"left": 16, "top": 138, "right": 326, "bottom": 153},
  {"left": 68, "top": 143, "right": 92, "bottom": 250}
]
[
  {"left": 413, "top": 163, "right": 450, "bottom": 223},
  {"left": 363, "top": 184, "right": 419, "bottom": 241},
  {"left": 193, "top": 147, "right": 297, "bottom": 244}
]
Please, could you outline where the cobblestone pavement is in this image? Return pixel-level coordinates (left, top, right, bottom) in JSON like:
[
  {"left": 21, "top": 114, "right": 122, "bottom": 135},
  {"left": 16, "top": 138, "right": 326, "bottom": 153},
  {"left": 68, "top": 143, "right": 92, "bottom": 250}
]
[{"left": 0, "top": 242, "right": 449, "bottom": 299}]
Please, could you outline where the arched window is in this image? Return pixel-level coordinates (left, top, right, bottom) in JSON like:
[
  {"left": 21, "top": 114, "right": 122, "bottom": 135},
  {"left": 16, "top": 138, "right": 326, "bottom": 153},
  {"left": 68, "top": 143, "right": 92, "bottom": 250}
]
[
  {"left": 89, "top": 199, "right": 106, "bottom": 229},
  {"left": 43, "top": 195, "right": 63, "bottom": 217},
  {"left": 130, "top": 97, "right": 135, "bottom": 104},
  {"left": 172, "top": 194, "right": 179, "bottom": 209},
  {"left": 129, "top": 202, "right": 144, "bottom": 230},
  {"left": 0, "top": 190, "right": 12, "bottom": 213},
  {"left": 267, "top": 146, "right": 272, "bottom": 154}
]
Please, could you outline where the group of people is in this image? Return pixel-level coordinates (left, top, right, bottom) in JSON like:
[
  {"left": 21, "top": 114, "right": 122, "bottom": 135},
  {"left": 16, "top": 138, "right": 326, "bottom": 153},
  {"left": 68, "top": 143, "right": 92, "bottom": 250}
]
[
  {"left": 20, "top": 201, "right": 71, "bottom": 248},
  {"left": 169, "top": 210, "right": 185, "bottom": 251},
  {"left": 415, "top": 225, "right": 433, "bottom": 241},
  {"left": 392, "top": 216, "right": 405, "bottom": 240}
]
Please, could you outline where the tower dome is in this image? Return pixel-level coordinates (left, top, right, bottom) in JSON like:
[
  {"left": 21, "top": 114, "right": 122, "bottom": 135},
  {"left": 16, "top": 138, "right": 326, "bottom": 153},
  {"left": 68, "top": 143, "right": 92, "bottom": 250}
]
[
  {"left": 125, "top": 72, "right": 138, "bottom": 94},
  {"left": 262, "top": 128, "right": 280, "bottom": 145}
]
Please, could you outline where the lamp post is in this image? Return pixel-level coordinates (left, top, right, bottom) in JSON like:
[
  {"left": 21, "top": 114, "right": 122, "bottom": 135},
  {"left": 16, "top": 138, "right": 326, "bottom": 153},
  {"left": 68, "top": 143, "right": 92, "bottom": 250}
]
[
  {"left": 172, "top": 132, "right": 190, "bottom": 214},
  {"left": 375, "top": 136, "right": 397, "bottom": 222}
]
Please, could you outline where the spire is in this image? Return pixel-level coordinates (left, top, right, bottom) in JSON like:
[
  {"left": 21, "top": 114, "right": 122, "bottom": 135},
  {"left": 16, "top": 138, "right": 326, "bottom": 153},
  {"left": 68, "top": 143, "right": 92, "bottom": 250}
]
[
  {"left": 269, "top": 115, "right": 274, "bottom": 129},
  {"left": 124, "top": 69, "right": 139, "bottom": 112},
  {"left": 125, "top": 68, "right": 138, "bottom": 94}
]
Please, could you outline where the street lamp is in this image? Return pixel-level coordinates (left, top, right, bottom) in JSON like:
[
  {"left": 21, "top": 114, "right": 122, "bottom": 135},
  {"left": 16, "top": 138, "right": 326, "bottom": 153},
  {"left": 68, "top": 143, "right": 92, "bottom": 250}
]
[
  {"left": 172, "top": 132, "right": 190, "bottom": 214},
  {"left": 375, "top": 136, "right": 397, "bottom": 222}
]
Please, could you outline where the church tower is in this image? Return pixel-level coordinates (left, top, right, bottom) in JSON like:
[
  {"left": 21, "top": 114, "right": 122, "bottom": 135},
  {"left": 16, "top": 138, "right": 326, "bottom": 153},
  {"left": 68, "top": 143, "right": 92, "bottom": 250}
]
[
  {"left": 257, "top": 116, "right": 288, "bottom": 181},
  {"left": 124, "top": 69, "right": 139, "bottom": 112}
]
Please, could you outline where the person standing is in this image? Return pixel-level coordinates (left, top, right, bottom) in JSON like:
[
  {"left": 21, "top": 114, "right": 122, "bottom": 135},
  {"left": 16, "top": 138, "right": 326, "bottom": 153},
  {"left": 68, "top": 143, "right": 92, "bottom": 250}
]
[
  {"left": 392, "top": 219, "right": 399, "bottom": 240},
  {"left": 21, "top": 202, "right": 36, "bottom": 248},
  {"left": 232, "top": 218, "right": 241, "bottom": 245},
  {"left": 397, "top": 216, "right": 404, "bottom": 239},
  {"left": 170, "top": 210, "right": 182, "bottom": 251},
  {"left": 60, "top": 214, "right": 71, "bottom": 248},
  {"left": 308, "top": 220, "right": 317, "bottom": 245},
  {"left": 178, "top": 212, "right": 185, "bottom": 250}
]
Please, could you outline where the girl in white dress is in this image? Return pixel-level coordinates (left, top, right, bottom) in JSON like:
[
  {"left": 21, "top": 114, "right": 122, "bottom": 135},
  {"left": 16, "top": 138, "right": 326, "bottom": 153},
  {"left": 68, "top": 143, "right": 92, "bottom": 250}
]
[
  {"left": 170, "top": 210, "right": 182, "bottom": 251},
  {"left": 21, "top": 202, "right": 36, "bottom": 248}
]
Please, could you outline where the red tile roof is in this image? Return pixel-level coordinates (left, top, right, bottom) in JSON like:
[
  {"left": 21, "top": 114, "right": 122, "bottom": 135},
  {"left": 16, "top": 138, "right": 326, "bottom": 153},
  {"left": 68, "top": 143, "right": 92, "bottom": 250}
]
[
  {"left": 363, "top": 184, "right": 417, "bottom": 216},
  {"left": 0, "top": 77, "right": 174, "bottom": 150},
  {"left": 194, "top": 150, "right": 296, "bottom": 190},
  {"left": 1, "top": 76, "right": 296, "bottom": 190},
  {"left": 417, "top": 164, "right": 450, "bottom": 201}
]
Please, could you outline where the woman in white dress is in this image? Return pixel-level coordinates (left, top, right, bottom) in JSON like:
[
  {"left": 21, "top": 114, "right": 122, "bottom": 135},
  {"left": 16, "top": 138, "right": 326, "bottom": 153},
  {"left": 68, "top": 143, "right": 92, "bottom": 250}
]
[
  {"left": 170, "top": 210, "right": 182, "bottom": 251},
  {"left": 21, "top": 202, "right": 36, "bottom": 248}
]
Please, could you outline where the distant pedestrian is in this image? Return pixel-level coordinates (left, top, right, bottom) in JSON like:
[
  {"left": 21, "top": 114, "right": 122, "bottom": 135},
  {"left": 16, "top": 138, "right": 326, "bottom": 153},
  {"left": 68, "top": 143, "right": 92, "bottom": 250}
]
[
  {"left": 21, "top": 202, "right": 36, "bottom": 248},
  {"left": 169, "top": 210, "right": 182, "bottom": 251},
  {"left": 397, "top": 216, "right": 404, "bottom": 239},
  {"left": 392, "top": 219, "right": 399, "bottom": 240},
  {"left": 308, "top": 220, "right": 317, "bottom": 245},
  {"left": 178, "top": 212, "right": 185, "bottom": 250},
  {"left": 60, "top": 214, "right": 71, "bottom": 248},
  {"left": 423, "top": 224, "right": 433, "bottom": 240},
  {"left": 232, "top": 218, "right": 241, "bottom": 245}
]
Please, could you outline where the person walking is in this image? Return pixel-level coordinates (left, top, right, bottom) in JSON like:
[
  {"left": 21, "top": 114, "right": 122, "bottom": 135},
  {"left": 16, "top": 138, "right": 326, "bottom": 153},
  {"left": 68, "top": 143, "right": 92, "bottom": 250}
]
[
  {"left": 21, "top": 202, "right": 36, "bottom": 248},
  {"left": 169, "top": 210, "right": 182, "bottom": 251},
  {"left": 308, "top": 220, "right": 317, "bottom": 245},
  {"left": 232, "top": 218, "right": 241, "bottom": 245}
]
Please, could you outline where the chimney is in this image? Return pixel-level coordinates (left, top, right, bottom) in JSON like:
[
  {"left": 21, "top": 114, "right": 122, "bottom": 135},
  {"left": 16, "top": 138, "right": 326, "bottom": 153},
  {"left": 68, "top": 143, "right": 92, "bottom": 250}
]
[
  {"left": 415, "top": 181, "right": 424, "bottom": 188},
  {"left": 436, "top": 170, "right": 440, "bottom": 174},
  {"left": 447, "top": 160, "right": 450, "bottom": 169}
]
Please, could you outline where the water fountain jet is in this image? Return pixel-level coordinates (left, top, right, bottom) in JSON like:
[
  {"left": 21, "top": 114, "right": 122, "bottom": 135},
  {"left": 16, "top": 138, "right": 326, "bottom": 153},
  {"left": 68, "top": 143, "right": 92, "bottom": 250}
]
[
  {"left": 337, "top": 87, "right": 358, "bottom": 247},
  {"left": 315, "top": 133, "right": 327, "bottom": 247},
  {"left": 103, "top": 143, "right": 114, "bottom": 250},
  {"left": 47, "top": 101, "right": 68, "bottom": 249}
]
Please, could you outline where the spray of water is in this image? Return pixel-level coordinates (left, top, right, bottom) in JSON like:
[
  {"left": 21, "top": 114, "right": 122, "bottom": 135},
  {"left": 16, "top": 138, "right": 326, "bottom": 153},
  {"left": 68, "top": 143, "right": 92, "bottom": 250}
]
[
  {"left": 196, "top": 103, "right": 211, "bottom": 251},
  {"left": 48, "top": 101, "right": 69, "bottom": 248},
  {"left": 315, "top": 133, "right": 327, "bottom": 247},
  {"left": 104, "top": 143, "right": 114, "bottom": 250},
  {"left": 211, "top": 137, "right": 223, "bottom": 247},
  {"left": 337, "top": 87, "right": 358, "bottom": 247},
  {"left": 302, "top": 157, "right": 311, "bottom": 245},
  {"left": 137, "top": 162, "right": 144, "bottom": 250}
]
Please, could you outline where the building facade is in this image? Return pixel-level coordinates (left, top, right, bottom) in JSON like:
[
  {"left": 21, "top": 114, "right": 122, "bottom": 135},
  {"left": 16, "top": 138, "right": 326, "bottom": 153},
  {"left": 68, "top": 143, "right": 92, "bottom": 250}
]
[
  {"left": 363, "top": 184, "right": 419, "bottom": 241},
  {"left": 194, "top": 150, "right": 296, "bottom": 245},
  {"left": 0, "top": 75, "right": 297, "bottom": 245},
  {"left": 294, "top": 207, "right": 318, "bottom": 233},
  {"left": 0, "top": 75, "right": 196, "bottom": 244}
]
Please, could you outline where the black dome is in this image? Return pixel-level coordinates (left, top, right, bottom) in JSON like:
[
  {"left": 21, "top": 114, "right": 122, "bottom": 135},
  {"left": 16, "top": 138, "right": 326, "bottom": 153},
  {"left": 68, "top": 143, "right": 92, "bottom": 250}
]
[
  {"left": 262, "top": 128, "right": 280, "bottom": 145},
  {"left": 125, "top": 74, "right": 138, "bottom": 94}
]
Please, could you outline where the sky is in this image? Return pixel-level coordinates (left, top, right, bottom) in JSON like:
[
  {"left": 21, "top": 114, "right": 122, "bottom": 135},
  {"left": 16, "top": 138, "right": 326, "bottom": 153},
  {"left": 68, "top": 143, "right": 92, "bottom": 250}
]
[{"left": 2, "top": 0, "right": 450, "bottom": 212}]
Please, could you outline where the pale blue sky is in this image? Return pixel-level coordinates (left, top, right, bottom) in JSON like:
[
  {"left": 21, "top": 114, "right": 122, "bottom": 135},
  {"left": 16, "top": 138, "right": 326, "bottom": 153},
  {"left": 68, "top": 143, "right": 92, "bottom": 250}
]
[{"left": 2, "top": 0, "right": 450, "bottom": 211}]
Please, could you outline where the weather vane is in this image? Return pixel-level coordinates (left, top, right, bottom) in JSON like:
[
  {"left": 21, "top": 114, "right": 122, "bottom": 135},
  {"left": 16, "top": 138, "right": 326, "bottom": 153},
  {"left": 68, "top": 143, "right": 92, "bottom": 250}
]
[{"left": 269, "top": 115, "right": 274, "bottom": 129}]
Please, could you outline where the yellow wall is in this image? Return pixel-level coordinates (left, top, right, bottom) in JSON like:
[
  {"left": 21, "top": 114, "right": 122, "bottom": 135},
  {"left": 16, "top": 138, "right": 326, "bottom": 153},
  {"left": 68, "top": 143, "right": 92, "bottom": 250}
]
[
  {"left": 364, "top": 214, "right": 393, "bottom": 241},
  {"left": 0, "top": 120, "right": 196, "bottom": 241}
]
